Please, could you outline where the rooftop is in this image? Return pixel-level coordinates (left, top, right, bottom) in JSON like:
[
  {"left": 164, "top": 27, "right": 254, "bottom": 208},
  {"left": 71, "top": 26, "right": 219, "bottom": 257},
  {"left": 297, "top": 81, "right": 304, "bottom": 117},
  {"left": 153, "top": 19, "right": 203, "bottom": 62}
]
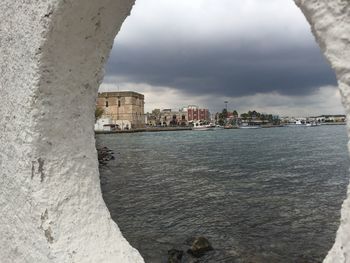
[{"left": 98, "top": 91, "right": 144, "bottom": 99}]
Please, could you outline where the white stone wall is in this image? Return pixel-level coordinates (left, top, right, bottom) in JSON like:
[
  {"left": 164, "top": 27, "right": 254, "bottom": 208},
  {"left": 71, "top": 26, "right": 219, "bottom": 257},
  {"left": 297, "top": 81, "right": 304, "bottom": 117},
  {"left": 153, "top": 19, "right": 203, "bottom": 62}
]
[
  {"left": 0, "top": 0, "right": 143, "bottom": 262},
  {"left": 294, "top": 1, "right": 350, "bottom": 262},
  {"left": 1, "top": 0, "right": 350, "bottom": 262}
]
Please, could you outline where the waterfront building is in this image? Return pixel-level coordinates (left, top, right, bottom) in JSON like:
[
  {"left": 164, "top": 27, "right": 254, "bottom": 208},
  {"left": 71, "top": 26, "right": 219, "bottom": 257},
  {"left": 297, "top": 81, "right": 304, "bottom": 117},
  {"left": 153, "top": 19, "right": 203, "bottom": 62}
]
[
  {"left": 147, "top": 105, "right": 210, "bottom": 126},
  {"left": 281, "top": 115, "right": 346, "bottom": 124},
  {"left": 96, "top": 91, "right": 145, "bottom": 129},
  {"left": 316, "top": 115, "right": 346, "bottom": 123},
  {"left": 159, "top": 109, "right": 188, "bottom": 126},
  {"left": 187, "top": 105, "right": 210, "bottom": 121},
  {"left": 146, "top": 109, "right": 161, "bottom": 126}
]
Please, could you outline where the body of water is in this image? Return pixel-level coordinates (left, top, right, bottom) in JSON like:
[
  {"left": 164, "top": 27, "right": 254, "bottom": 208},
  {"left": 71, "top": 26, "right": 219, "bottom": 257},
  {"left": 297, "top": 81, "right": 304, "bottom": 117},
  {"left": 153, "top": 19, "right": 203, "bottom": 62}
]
[{"left": 97, "top": 125, "right": 349, "bottom": 263}]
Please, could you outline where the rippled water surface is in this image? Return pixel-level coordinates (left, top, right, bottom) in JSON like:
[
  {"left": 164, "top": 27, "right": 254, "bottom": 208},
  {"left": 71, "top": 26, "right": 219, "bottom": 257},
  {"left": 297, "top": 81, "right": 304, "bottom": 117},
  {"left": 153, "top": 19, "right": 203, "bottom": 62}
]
[{"left": 97, "top": 126, "right": 349, "bottom": 263}]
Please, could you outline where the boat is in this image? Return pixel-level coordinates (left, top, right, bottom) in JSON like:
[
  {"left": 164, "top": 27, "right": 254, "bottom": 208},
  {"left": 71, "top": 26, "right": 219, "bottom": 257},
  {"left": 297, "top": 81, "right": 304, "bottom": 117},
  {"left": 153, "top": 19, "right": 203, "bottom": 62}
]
[
  {"left": 214, "top": 125, "right": 225, "bottom": 130},
  {"left": 305, "top": 122, "right": 321, "bottom": 127},
  {"left": 192, "top": 121, "right": 212, "bottom": 131},
  {"left": 239, "top": 126, "right": 261, "bottom": 129},
  {"left": 239, "top": 123, "right": 261, "bottom": 129},
  {"left": 287, "top": 120, "right": 321, "bottom": 127},
  {"left": 287, "top": 120, "right": 308, "bottom": 127}
]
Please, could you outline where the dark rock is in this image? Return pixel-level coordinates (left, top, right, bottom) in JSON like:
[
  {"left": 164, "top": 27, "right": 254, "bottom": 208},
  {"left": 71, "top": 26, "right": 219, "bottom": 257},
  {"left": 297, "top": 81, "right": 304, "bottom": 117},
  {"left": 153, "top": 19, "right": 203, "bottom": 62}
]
[
  {"left": 187, "top": 236, "right": 213, "bottom": 258},
  {"left": 97, "top": 146, "right": 115, "bottom": 166},
  {"left": 168, "top": 249, "right": 183, "bottom": 263}
]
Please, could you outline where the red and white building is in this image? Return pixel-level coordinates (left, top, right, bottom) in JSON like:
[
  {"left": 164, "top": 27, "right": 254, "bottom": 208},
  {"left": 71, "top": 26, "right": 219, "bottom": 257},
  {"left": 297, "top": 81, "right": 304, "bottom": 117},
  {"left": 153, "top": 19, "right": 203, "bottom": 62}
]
[{"left": 187, "top": 105, "right": 210, "bottom": 121}]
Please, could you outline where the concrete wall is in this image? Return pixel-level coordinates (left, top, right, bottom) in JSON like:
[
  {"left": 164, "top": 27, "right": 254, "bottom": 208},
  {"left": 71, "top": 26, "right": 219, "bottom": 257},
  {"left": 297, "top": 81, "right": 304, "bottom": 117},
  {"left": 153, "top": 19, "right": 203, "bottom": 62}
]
[
  {"left": 1, "top": 0, "right": 350, "bottom": 262},
  {"left": 295, "top": 1, "right": 350, "bottom": 261},
  {"left": 0, "top": 0, "right": 143, "bottom": 262}
]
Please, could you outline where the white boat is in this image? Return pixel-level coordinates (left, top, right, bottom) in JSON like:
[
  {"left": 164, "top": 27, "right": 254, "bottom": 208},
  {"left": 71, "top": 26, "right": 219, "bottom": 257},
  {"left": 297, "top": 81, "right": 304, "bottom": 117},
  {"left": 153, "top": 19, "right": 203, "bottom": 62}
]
[
  {"left": 213, "top": 125, "right": 225, "bottom": 130},
  {"left": 287, "top": 120, "right": 310, "bottom": 127},
  {"left": 192, "top": 121, "right": 212, "bottom": 131},
  {"left": 240, "top": 126, "right": 261, "bottom": 129},
  {"left": 287, "top": 120, "right": 320, "bottom": 127},
  {"left": 239, "top": 124, "right": 261, "bottom": 129},
  {"left": 305, "top": 122, "right": 321, "bottom": 127}
]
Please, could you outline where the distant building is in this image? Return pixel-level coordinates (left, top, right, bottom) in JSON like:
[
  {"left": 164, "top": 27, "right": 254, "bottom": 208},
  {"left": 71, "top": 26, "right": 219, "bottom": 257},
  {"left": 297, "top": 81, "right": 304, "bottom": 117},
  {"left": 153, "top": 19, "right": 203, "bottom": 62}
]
[
  {"left": 187, "top": 105, "right": 210, "bottom": 121},
  {"left": 96, "top": 91, "right": 145, "bottom": 129},
  {"left": 147, "top": 105, "right": 210, "bottom": 126},
  {"left": 280, "top": 115, "right": 346, "bottom": 124},
  {"left": 146, "top": 109, "right": 161, "bottom": 126},
  {"left": 316, "top": 115, "right": 346, "bottom": 123},
  {"left": 159, "top": 109, "right": 188, "bottom": 126},
  {"left": 280, "top": 116, "right": 291, "bottom": 124}
]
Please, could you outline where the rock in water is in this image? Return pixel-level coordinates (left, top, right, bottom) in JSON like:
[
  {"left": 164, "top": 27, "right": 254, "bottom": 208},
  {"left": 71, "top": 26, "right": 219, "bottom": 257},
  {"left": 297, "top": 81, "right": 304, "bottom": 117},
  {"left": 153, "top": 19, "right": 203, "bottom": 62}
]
[
  {"left": 168, "top": 249, "right": 183, "bottom": 263},
  {"left": 187, "top": 237, "right": 213, "bottom": 258},
  {"left": 97, "top": 146, "right": 115, "bottom": 166}
]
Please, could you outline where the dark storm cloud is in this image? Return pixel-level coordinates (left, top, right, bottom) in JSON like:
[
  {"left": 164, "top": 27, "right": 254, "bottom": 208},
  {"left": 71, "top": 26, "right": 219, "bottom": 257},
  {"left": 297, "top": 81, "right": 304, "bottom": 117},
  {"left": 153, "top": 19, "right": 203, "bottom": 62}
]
[
  {"left": 104, "top": 40, "right": 337, "bottom": 97},
  {"left": 102, "top": 0, "right": 337, "bottom": 98},
  {"left": 100, "top": 0, "right": 343, "bottom": 115}
]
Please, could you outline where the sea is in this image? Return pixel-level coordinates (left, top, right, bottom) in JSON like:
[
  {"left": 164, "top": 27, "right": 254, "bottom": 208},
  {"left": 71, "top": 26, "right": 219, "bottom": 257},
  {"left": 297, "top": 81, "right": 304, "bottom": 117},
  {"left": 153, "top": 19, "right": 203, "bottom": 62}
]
[{"left": 97, "top": 125, "right": 349, "bottom": 263}]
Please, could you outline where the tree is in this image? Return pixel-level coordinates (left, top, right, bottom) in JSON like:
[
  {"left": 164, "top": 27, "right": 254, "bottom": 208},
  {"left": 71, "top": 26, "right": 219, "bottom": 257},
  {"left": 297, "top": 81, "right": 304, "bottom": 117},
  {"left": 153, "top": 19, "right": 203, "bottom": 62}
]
[
  {"left": 152, "top": 109, "right": 161, "bottom": 117},
  {"left": 217, "top": 109, "right": 228, "bottom": 125},
  {"left": 222, "top": 108, "right": 228, "bottom": 119},
  {"left": 240, "top": 113, "right": 249, "bottom": 120},
  {"left": 95, "top": 107, "right": 104, "bottom": 121},
  {"left": 268, "top": 114, "right": 273, "bottom": 122},
  {"left": 218, "top": 118, "right": 225, "bottom": 126}
]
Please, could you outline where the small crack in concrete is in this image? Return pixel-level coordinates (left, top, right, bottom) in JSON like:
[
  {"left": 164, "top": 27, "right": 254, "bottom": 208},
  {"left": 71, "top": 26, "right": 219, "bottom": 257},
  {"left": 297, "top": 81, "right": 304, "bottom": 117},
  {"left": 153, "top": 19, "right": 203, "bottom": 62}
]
[{"left": 38, "top": 158, "right": 45, "bottom": 182}]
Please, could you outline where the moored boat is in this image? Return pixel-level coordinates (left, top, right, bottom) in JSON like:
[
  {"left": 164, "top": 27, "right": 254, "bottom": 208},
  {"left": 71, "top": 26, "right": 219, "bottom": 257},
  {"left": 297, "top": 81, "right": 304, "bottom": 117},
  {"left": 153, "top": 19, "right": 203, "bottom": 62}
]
[
  {"left": 214, "top": 125, "right": 225, "bottom": 130},
  {"left": 192, "top": 121, "right": 212, "bottom": 131},
  {"left": 239, "top": 124, "right": 261, "bottom": 129},
  {"left": 305, "top": 122, "right": 321, "bottom": 127},
  {"left": 240, "top": 126, "right": 261, "bottom": 129}
]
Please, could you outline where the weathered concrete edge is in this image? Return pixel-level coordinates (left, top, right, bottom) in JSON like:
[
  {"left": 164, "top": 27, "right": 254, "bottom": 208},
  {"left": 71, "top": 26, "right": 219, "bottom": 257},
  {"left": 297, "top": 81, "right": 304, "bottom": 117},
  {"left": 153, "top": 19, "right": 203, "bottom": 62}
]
[
  {"left": 0, "top": 0, "right": 143, "bottom": 262},
  {"left": 295, "top": 1, "right": 350, "bottom": 262}
]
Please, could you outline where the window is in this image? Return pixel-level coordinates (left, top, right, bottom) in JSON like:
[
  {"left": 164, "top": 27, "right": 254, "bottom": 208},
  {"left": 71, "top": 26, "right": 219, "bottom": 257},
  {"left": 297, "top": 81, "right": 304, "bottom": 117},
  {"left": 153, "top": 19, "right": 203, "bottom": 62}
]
[
  {"left": 118, "top": 100, "right": 121, "bottom": 107},
  {"left": 105, "top": 100, "right": 109, "bottom": 107}
]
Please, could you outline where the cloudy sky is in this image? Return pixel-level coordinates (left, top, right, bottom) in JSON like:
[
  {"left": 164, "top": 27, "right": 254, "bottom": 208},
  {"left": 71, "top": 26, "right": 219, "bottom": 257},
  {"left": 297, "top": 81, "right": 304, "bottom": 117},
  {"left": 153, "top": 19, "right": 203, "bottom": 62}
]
[{"left": 100, "top": 0, "right": 343, "bottom": 116}]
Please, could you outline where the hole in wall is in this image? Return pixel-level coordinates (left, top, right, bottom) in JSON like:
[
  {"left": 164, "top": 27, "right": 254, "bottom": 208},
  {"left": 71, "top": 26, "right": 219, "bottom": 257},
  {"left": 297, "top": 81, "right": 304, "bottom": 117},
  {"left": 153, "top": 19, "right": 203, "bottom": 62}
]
[{"left": 95, "top": 0, "right": 349, "bottom": 262}]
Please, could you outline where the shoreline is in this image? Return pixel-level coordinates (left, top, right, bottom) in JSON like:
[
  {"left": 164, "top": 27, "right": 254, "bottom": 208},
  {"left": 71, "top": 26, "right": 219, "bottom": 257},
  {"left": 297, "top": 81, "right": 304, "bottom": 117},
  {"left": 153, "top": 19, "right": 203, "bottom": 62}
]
[
  {"left": 95, "top": 123, "right": 346, "bottom": 135},
  {"left": 95, "top": 127, "right": 192, "bottom": 134}
]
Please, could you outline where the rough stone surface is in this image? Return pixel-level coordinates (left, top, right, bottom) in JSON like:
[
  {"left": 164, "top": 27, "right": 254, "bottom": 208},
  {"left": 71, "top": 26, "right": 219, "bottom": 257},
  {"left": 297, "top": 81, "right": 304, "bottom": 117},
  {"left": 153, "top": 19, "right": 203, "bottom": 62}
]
[
  {"left": 1, "top": 0, "right": 350, "bottom": 262},
  {"left": 187, "top": 236, "right": 213, "bottom": 258},
  {"left": 0, "top": 0, "right": 143, "bottom": 262},
  {"left": 294, "top": 1, "right": 350, "bottom": 262}
]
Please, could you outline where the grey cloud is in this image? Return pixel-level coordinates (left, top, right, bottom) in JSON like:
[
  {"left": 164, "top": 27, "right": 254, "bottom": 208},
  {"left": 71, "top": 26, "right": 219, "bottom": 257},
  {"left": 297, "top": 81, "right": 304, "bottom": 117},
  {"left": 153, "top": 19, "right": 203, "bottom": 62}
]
[{"left": 104, "top": 40, "right": 337, "bottom": 97}]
